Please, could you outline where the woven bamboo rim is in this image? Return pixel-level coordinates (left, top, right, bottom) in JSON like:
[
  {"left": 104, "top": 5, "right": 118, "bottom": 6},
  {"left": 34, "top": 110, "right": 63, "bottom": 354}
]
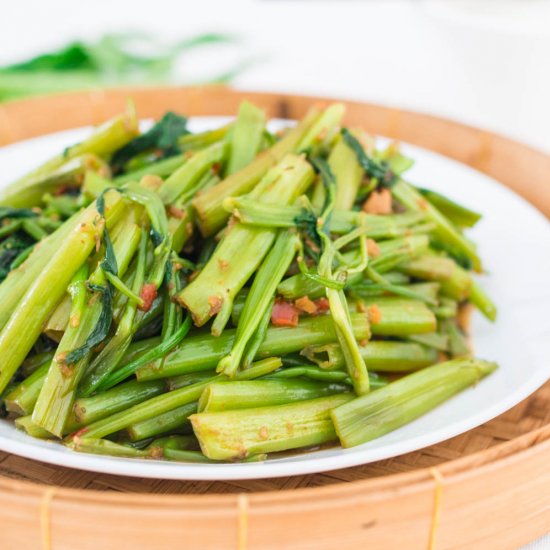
[{"left": 0, "top": 87, "right": 549, "bottom": 550}]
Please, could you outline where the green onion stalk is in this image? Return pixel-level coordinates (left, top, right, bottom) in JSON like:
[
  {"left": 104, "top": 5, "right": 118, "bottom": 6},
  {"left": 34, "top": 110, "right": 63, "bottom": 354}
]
[
  {"left": 0, "top": 154, "right": 109, "bottom": 209},
  {"left": 4, "top": 362, "right": 50, "bottom": 416},
  {"left": 198, "top": 379, "right": 350, "bottom": 413},
  {"left": 125, "top": 402, "right": 197, "bottom": 442},
  {"left": 68, "top": 379, "right": 166, "bottom": 431},
  {"left": 329, "top": 130, "right": 365, "bottom": 211},
  {"left": 226, "top": 100, "right": 266, "bottom": 175}
]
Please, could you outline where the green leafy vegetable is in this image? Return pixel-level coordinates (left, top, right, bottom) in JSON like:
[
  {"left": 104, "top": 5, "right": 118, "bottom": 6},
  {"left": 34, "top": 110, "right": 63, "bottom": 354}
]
[
  {"left": 96, "top": 190, "right": 118, "bottom": 276},
  {"left": 0, "top": 101, "right": 497, "bottom": 465},
  {"left": 0, "top": 33, "right": 247, "bottom": 103},
  {"left": 0, "top": 233, "right": 34, "bottom": 280},
  {"left": 341, "top": 128, "right": 396, "bottom": 187},
  {"left": 63, "top": 283, "right": 113, "bottom": 365},
  {"left": 110, "top": 112, "right": 189, "bottom": 174}
]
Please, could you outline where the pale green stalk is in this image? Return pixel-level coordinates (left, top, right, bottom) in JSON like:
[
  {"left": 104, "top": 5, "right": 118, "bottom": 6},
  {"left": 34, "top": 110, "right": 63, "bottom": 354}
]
[
  {"left": 302, "top": 340, "right": 438, "bottom": 372},
  {"left": 392, "top": 180, "right": 482, "bottom": 271},
  {"left": 217, "top": 230, "right": 299, "bottom": 376},
  {"left": 32, "top": 210, "right": 142, "bottom": 435},
  {"left": 4, "top": 362, "right": 49, "bottom": 415},
  {"left": 177, "top": 154, "right": 314, "bottom": 332},
  {"left": 331, "top": 358, "right": 497, "bottom": 447},
  {"left": 136, "top": 312, "right": 370, "bottom": 381},
  {"left": 126, "top": 403, "right": 197, "bottom": 442},
  {"left": 226, "top": 101, "right": 266, "bottom": 174},
  {"left": 198, "top": 379, "right": 349, "bottom": 413},
  {"left": 1, "top": 109, "right": 137, "bottom": 205},
  {"left": 192, "top": 106, "right": 321, "bottom": 236},
  {"left": 191, "top": 393, "right": 352, "bottom": 461},
  {"left": 329, "top": 132, "right": 364, "bottom": 210},
  {"left": 158, "top": 141, "right": 228, "bottom": 205},
  {"left": 80, "top": 358, "right": 283, "bottom": 439},
  {"left": 0, "top": 190, "right": 125, "bottom": 394},
  {"left": 0, "top": 154, "right": 109, "bottom": 208}
]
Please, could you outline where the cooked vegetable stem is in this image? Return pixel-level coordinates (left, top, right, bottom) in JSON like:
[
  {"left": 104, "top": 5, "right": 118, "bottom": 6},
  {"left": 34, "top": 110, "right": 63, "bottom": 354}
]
[{"left": 0, "top": 100, "right": 497, "bottom": 463}]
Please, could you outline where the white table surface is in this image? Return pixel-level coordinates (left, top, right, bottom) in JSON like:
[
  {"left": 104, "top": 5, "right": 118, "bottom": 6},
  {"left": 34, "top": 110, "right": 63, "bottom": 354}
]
[
  {"left": 3, "top": 0, "right": 550, "bottom": 154},
  {"left": 0, "top": 0, "right": 548, "bottom": 546}
]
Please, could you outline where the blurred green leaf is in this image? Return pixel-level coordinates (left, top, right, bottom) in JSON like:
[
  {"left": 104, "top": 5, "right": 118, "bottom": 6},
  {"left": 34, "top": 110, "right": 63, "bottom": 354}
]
[{"left": 0, "top": 32, "right": 249, "bottom": 102}]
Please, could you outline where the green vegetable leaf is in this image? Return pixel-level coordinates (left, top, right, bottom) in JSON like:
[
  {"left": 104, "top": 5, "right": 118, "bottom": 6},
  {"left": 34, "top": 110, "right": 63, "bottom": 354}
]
[
  {"left": 96, "top": 190, "right": 118, "bottom": 276},
  {"left": 100, "top": 229, "right": 118, "bottom": 276},
  {"left": 0, "top": 33, "right": 250, "bottom": 103},
  {"left": 293, "top": 157, "right": 337, "bottom": 261},
  {"left": 110, "top": 112, "right": 189, "bottom": 174},
  {"left": 293, "top": 208, "right": 320, "bottom": 251},
  {"left": 2, "top": 43, "right": 95, "bottom": 72},
  {"left": 64, "top": 283, "right": 113, "bottom": 365},
  {"left": 0, "top": 233, "right": 34, "bottom": 281},
  {"left": 341, "top": 128, "right": 396, "bottom": 188}
]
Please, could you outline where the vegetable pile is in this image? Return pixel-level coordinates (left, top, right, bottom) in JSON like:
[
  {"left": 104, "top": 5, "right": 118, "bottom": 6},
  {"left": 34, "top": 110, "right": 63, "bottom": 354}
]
[{"left": 0, "top": 100, "right": 497, "bottom": 463}]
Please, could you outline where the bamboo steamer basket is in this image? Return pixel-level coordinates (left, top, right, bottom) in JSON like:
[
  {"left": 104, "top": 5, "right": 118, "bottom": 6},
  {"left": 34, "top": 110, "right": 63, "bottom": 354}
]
[{"left": 0, "top": 87, "right": 548, "bottom": 550}]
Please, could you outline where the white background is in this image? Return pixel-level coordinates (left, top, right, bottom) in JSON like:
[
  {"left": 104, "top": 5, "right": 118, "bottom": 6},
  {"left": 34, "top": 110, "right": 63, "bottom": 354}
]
[
  {"left": 1, "top": 1, "right": 549, "bottom": 547},
  {"left": 1, "top": 0, "right": 550, "bottom": 152}
]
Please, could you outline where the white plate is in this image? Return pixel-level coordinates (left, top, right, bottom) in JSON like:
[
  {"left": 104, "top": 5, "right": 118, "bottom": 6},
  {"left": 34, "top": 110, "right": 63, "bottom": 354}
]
[{"left": 0, "top": 117, "right": 549, "bottom": 480}]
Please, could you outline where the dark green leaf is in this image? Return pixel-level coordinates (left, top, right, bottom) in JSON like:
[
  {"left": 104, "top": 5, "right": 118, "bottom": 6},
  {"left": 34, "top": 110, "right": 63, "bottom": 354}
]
[
  {"left": 64, "top": 283, "right": 113, "bottom": 365},
  {"left": 0, "top": 232, "right": 34, "bottom": 281},
  {"left": 0, "top": 33, "right": 249, "bottom": 103},
  {"left": 341, "top": 128, "right": 396, "bottom": 188},
  {"left": 110, "top": 112, "right": 189, "bottom": 174},
  {"left": 150, "top": 229, "right": 164, "bottom": 248},
  {"left": 96, "top": 191, "right": 106, "bottom": 216},
  {"left": 293, "top": 208, "right": 320, "bottom": 250},
  {"left": 96, "top": 190, "right": 118, "bottom": 276},
  {"left": 2, "top": 43, "right": 95, "bottom": 73},
  {"left": 100, "top": 229, "right": 118, "bottom": 276}
]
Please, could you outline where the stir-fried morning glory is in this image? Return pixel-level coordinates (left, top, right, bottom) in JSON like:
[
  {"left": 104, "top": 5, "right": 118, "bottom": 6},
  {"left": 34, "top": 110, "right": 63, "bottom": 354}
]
[{"left": 0, "top": 99, "right": 497, "bottom": 462}]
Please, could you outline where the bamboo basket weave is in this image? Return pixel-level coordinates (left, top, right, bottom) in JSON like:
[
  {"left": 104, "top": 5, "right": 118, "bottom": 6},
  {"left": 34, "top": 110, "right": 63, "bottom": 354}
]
[{"left": 0, "top": 87, "right": 549, "bottom": 550}]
